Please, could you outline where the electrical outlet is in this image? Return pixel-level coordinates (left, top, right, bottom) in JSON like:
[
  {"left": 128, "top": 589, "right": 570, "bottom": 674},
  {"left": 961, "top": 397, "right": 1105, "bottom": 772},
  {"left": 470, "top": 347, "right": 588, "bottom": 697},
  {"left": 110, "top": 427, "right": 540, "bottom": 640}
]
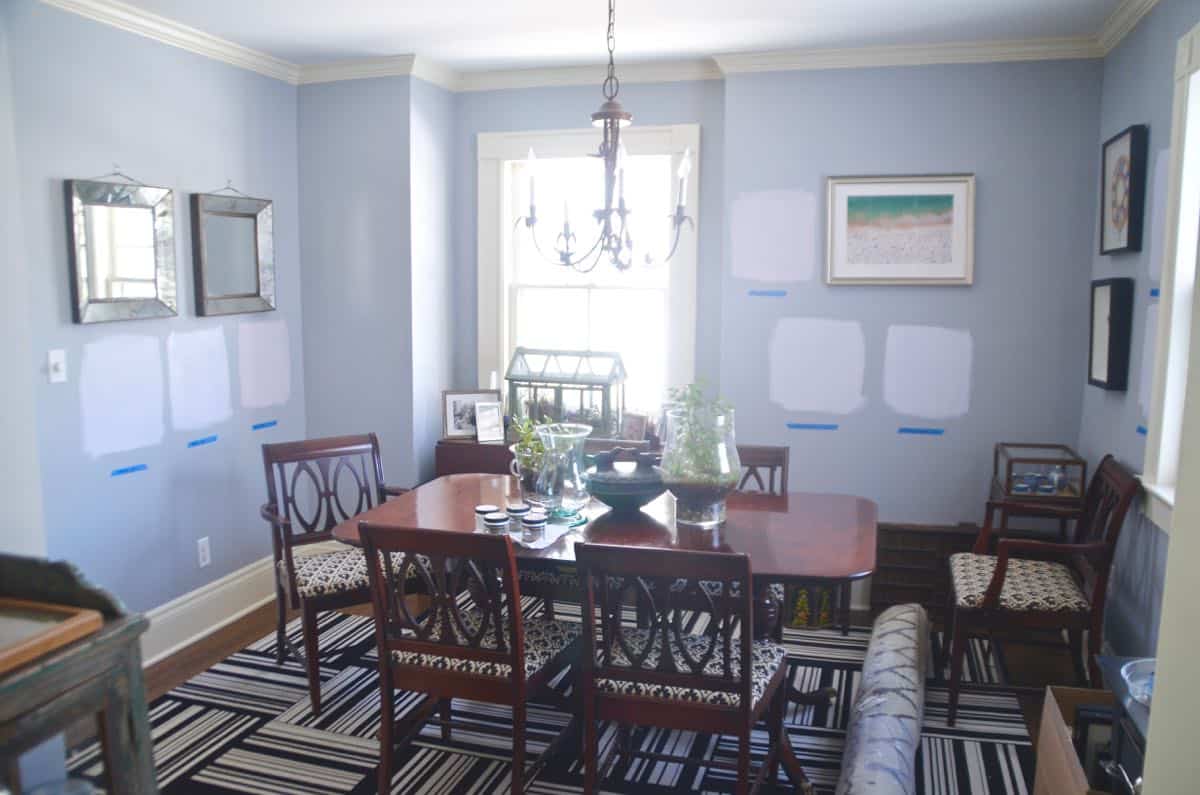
[{"left": 197, "top": 537, "right": 211, "bottom": 568}]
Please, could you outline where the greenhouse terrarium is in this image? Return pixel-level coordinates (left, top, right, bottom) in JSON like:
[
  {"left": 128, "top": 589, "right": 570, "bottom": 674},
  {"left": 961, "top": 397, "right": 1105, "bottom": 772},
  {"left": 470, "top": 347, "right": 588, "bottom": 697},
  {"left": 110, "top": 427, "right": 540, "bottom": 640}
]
[{"left": 504, "top": 347, "right": 626, "bottom": 437}]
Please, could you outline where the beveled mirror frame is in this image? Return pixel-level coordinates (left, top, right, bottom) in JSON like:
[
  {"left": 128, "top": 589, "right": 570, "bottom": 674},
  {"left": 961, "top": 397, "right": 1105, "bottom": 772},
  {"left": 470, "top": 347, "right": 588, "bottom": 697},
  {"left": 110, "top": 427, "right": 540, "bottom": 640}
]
[
  {"left": 190, "top": 192, "right": 275, "bottom": 316},
  {"left": 65, "top": 179, "right": 177, "bottom": 324}
]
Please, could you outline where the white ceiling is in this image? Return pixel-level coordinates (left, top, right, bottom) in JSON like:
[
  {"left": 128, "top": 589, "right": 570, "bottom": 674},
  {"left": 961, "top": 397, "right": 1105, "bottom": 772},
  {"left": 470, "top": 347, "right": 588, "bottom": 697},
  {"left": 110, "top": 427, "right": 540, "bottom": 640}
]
[{"left": 113, "top": 0, "right": 1125, "bottom": 71}]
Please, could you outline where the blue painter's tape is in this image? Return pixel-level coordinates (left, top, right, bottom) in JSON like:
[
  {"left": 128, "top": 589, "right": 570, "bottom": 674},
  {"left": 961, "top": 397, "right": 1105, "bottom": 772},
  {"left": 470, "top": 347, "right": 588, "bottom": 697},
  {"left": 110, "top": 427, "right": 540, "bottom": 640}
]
[
  {"left": 786, "top": 422, "right": 839, "bottom": 431},
  {"left": 1137, "top": 425, "right": 1148, "bottom": 436},
  {"left": 1150, "top": 288, "right": 1160, "bottom": 298},
  {"left": 252, "top": 420, "right": 278, "bottom": 431},
  {"left": 747, "top": 289, "right": 787, "bottom": 298},
  {"left": 187, "top": 434, "right": 218, "bottom": 448},
  {"left": 898, "top": 426, "right": 945, "bottom": 436},
  {"left": 111, "top": 464, "right": 147, "bottom": 477}
]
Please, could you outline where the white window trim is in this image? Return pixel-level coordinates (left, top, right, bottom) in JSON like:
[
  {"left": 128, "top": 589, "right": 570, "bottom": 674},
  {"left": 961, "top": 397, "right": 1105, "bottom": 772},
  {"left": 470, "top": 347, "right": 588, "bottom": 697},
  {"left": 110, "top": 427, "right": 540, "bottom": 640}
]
[
  {"left": 1141, "top": 22, "right": 1200, "bottom": 532},
  {"left": 476, "top": 124, "right": 700, "bottom": 396}
]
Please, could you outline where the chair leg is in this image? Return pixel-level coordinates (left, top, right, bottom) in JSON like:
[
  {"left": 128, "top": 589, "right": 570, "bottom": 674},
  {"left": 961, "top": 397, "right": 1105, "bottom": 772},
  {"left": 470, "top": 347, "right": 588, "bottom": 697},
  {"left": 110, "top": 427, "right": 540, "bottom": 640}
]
[
  {"left": 274, "top": 585, "right": 288, "bottom": 665},
  {"left": 734, "top": 730, "right": 751, "bottom": 795},
  {"left": 767, "top": 685, "right": 785, "bottom": 782},
  {"left": 512, "top": 701, "right": 526, "bottom": 794},
  {"left": 543, "top": 598, "right": 556, "bottom": 620},
  {"left": 440, "top": 698, "right": 452, "bottom": 740},
  {"left": 582, "top": 697, "right": 598, "bottom": 794},
  {"left": 301, "top": 602, "right": 322, "bottom": 715},
  {"left": 947, "top": 608, "right": 967, "bottom": 727},
  {"left": 378, "top": 670, "right": 394, "bottom": 795},
  {"left": 1068, "top": 629, "right": 1087, "bottom": 686},
  {"left": 1087, "top": 625, "right": 1102, "bottom": 687}
]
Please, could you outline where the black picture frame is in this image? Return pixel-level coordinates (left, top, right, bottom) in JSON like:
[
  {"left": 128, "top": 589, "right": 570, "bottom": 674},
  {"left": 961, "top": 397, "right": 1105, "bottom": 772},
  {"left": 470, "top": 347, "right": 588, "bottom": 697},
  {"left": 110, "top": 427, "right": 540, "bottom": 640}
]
[
  {"left": 1100, "top": 125, "right": 1149, "bottom": 255},
  {"left": 1089, "top": 278, "right": 1134, "bottom": 391}
]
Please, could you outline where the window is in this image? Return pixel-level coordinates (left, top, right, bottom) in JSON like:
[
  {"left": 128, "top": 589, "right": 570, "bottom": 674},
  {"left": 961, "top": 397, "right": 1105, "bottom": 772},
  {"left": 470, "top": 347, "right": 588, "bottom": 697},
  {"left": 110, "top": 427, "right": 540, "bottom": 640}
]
[
  {"left": 1142, "top": 22, "right": 1200, "bottom": 528},
  {"left": 476, "top": 125, "right": 699, "bottom": 416}
]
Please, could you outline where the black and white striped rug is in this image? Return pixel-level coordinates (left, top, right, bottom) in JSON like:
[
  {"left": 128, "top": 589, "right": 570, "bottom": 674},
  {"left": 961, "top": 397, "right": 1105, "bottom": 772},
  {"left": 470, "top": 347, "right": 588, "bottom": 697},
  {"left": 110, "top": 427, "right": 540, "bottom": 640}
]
[{"left": 68, "top": 604, "right": 1033, "bottom": 794}]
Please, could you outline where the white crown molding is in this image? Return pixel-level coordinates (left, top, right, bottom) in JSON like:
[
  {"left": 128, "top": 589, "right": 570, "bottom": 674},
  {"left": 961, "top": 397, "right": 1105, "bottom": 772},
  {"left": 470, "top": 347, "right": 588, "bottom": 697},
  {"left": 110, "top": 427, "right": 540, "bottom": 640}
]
[
  {"left": 456, "top": 57, "right": 722, "bottom": 93},
  {"left": 714, "top": 36, "right": 1103, "bottom": 74},
  {"left": 1099, "top": 0, "right": 1160, "bottom": 54},
  {"left": 40, "top": 0, "right": 301, "bottom": 83},
  {"left": 42, "top": 0, "right": 1162, "bottom": 91}
]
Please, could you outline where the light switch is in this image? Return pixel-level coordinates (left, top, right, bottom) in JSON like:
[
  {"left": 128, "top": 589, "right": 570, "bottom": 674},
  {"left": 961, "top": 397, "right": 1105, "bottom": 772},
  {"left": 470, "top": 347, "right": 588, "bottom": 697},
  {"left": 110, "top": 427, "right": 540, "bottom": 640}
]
[{"left": 48, "top": 349, "right": 67, "bottom": 383}]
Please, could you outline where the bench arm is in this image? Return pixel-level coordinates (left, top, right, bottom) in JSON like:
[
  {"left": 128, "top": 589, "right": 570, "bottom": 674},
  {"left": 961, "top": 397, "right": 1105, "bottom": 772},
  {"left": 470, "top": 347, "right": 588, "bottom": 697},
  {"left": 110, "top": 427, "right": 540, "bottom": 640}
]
[
  {"left": 260, "top": 503, "right": 291, "bottom": 529},
  {"left": 973, "top": 500, "right": 1085, "bottom": 553},
  {"left": 382, "top": 485, "right": 410, "bottom": 499}
]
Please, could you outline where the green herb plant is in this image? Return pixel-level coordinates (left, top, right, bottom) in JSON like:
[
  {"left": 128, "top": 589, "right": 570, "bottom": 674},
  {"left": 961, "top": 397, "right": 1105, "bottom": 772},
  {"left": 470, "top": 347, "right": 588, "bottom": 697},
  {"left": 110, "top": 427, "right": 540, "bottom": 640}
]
[
  {"left": 510, "top": 415, "right": 547, "bottom": 473},
  {"left": 660, "top": 384, "right": 737, "bottom": 487}
]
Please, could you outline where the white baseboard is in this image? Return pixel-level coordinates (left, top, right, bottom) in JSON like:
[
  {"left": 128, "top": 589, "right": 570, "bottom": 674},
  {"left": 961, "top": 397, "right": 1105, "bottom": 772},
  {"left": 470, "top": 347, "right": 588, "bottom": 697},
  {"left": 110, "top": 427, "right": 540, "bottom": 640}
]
[{"left": 141, "top": 555, "right": 276, "bottom": 667}]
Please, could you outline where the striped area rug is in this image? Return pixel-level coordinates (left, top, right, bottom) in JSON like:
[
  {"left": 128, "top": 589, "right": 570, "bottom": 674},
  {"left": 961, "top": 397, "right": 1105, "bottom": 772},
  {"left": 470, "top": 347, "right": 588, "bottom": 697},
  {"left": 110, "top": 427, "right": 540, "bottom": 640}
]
[{"left": 68, "top": 604, "right": 1033, "bottom": 794}]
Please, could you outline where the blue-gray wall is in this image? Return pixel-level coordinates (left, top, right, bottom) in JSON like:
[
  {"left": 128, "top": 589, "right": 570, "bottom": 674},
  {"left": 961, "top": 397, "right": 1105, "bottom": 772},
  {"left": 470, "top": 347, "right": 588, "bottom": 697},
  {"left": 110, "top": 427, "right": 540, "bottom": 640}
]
[
  {"left": 1079, "top": 0, "right": 1200, "bottom": 658},
  {"left": 721, "top": 61, "right": 1102, "bottom": 523},
  {"left": 298, "top": 76, "right": 416, "bottom": 486},
  {"left": 4, "top": 0, "right": 305, "bottom": 613},
  {"left": 451, "top": 80, "right": 726, "bottom": 390},
  {"left": 410, "top": 78, "right": 457, "bottom": 482}
]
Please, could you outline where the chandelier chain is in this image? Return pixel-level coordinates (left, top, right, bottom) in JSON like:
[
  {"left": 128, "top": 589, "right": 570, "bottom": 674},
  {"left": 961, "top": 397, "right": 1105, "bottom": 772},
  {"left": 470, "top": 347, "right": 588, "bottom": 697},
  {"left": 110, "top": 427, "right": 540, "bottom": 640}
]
[{"left": 603, "top": 0, "right": 618, "bottom": 100}]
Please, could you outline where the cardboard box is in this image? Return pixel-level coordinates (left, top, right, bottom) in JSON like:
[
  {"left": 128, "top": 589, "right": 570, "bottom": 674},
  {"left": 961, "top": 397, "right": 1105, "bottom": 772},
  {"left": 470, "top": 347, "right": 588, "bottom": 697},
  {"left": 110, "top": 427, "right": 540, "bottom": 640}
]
[{"left": 1034, "top": 686, "right": 1119, "bottom": 795}]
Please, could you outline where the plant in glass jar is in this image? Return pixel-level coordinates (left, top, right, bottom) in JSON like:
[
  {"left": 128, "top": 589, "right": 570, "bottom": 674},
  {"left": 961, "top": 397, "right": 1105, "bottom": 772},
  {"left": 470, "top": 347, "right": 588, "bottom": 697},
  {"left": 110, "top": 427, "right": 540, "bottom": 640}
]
[
  {"left": 658, "top": 384, "right": 741, "bottom": 529},
  {"left": 508, "top": 416, "right": 546, "bottom": 499}
]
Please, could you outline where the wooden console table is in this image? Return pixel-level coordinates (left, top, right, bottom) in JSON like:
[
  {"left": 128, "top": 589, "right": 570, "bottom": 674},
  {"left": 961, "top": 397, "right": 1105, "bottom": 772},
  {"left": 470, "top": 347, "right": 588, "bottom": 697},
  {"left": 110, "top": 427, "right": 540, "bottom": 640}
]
[{"left": 0, "top": 555, "right": 156, "bottom": 794}]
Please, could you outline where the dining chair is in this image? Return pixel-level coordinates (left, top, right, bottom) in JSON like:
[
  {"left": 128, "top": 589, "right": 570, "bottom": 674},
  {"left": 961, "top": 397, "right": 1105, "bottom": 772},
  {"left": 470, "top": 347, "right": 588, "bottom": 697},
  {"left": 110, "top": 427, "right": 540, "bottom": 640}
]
[
  {"left": 944, "top": 454, "right": 1141, "bottom": 725},
  {"left": 576, "top": 542, "right": 812, "bottom": 795},
  {"left": 260, "top": 433, "right": 408, "bottom": 714},
  {"left": 360, "top": 524, "right": 581, "bottom": 794}
]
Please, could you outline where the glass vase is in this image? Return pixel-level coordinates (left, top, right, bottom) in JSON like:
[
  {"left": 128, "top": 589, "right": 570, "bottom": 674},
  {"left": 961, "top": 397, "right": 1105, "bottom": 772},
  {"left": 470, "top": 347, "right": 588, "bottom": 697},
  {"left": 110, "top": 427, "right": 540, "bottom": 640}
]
[
  {"left": 532, "top": 423, "right": 593, "bottom": 517},
  {"left": 660, "top": 406, "right": 740, "bottom": 529}
]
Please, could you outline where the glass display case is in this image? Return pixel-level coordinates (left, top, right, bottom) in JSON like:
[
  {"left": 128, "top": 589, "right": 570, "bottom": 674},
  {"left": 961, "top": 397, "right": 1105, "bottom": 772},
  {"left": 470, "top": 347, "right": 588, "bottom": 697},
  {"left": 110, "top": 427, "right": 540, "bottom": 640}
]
[
  {"left": 505, "top": 347, "right": 626, "bottom": 437},
  {"left": 993, "top": 442, "right": 1087, "bottom": 502}
]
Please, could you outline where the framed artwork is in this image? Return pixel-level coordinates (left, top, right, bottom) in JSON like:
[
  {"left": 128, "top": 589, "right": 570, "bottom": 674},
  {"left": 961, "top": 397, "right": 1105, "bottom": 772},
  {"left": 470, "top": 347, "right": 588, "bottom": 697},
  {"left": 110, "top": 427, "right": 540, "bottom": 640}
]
[
  {"left": 442, "top": 390, "right": 501, "bottom": 438},
  {"left": 474, "top": 401, "right": 504, "bottom": 443},
  {"left": 826, "top": 174, "right": 975, "bottom": 285},
  {"left": 620, "top": 412, "right": 648, "bottom": 441},
  {"left": 1089, "top": 278, "right": 1134, "bottom": 391},
  {"left": 1100, "top": 125, "right": 1149, "bottom": 255}
]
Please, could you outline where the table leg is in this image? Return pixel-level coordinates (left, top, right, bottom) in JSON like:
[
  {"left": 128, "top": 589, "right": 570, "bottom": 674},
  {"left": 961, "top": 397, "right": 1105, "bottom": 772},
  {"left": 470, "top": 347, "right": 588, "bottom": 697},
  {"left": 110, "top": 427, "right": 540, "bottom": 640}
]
[{"left": 839, "top": 582, "right": 852, "bottom": 636}]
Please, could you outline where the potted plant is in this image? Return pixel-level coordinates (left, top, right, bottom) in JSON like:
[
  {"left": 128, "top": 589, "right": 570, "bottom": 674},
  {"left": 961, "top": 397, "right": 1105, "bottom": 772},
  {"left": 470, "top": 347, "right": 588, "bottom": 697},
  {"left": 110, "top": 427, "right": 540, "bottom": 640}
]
[
  {"left": 658, "top": 384, "right": 741, "bottom": 528},
  {"left": 508, "top": 416, "right": 546, "bottom": 500}
]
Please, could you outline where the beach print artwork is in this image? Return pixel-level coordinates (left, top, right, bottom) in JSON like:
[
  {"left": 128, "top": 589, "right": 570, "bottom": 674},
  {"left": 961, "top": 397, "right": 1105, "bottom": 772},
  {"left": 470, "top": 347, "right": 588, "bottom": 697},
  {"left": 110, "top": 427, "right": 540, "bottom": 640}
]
[
  {"left": 826, "top": 175, "right": 975, "bottom": 285},
  {"left": 846, "top": 194, "right": 954, "bottom": 265}
]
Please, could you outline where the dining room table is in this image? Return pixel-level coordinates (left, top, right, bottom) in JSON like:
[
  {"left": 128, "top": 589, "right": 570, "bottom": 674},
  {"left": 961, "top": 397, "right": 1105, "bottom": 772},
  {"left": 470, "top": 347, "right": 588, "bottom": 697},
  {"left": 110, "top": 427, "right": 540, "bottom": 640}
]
[{"left": 331, "top": 472, "right": 877, "bottom": 642}]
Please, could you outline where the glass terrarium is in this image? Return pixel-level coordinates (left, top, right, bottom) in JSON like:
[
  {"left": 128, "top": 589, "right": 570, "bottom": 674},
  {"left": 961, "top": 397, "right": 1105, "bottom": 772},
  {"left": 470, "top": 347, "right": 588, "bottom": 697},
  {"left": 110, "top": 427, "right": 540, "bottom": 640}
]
[
  {"left": 993, "top": 443, "right": 1087, "bottom": 501},
  {"left": 505, "top": 348, "right": 626, "bottom": 437}
]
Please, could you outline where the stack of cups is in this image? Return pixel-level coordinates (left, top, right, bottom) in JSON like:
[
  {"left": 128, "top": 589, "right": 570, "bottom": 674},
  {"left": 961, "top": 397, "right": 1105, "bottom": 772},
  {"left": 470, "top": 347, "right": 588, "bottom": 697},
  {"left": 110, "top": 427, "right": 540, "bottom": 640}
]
[
  {"left": 482, "top": 511, "right": 510, "bottom": 534},
  {"left": 521, "top": 511, "right": 548, "bottom": 543},
  {"left": 474, "top": 504, "right": 499, "bottom": 531}
]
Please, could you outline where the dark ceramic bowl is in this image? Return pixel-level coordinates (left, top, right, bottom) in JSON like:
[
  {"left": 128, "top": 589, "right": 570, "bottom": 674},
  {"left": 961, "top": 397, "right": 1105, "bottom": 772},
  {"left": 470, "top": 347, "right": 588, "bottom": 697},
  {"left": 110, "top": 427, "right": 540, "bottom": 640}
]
[{"left": 587, "top": 448, "right": 666, "bottom": 516}]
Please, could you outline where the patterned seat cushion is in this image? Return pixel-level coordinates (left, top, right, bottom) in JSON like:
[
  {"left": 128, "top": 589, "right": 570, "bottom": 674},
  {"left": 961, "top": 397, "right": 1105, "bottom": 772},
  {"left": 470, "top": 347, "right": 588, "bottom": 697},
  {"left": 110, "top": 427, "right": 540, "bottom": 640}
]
[
  {"left": 287, "top": 550, "right": 430, "bottom": 600},
  {"left": 391, "top": 606, "right": 581, "bottom": 679},
  {"left": 950, "top": 552, "right": 1089, "bottom": 612},
  {"left": 595, "top": 628, "right": 787, "bottom": 707},
  {"left": 652, "top": 579, "right": 784, "bottom": 602}
]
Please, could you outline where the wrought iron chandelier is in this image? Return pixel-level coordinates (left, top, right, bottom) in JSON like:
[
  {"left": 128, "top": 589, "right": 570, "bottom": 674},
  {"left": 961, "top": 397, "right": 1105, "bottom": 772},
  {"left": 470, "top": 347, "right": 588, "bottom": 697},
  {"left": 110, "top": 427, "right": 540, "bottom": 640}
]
[{"left": 517, "top": 0, "right": 693, "bottom": 273}]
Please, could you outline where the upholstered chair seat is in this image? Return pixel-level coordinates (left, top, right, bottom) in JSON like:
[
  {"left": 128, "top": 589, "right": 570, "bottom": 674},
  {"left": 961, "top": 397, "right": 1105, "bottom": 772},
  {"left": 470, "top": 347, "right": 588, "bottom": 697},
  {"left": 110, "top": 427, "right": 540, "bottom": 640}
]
[{"left": 950, "top": 552, "right": 1090, "bottom": 612}]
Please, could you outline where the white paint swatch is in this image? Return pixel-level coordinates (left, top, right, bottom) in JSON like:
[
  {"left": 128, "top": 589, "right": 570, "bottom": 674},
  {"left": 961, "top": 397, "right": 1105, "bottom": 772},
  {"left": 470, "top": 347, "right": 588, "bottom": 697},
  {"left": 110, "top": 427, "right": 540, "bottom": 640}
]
[
  {"left": 731, "top": 190, "right": 817, "bottom": 282},
  {"left": 884, "top": 325, "right": 973, "bottom": 419},
  {"left": 1147, "top": 147, "right": 1170, "bottom": 283},
  {"left": 167, "top": 327, "right": 232, "bottom": 431},
  {"left": 80, "top": 335, "right": 164, "bottom": 457},
  {"left": 1139, "top": 303, "right": 1159, "bottom": 418},
  {"left": 238, "top": 319, "right": 291, "bottom": 409},
  {"left": 769, "top": 317, "right": 866, "bottom": 413}
]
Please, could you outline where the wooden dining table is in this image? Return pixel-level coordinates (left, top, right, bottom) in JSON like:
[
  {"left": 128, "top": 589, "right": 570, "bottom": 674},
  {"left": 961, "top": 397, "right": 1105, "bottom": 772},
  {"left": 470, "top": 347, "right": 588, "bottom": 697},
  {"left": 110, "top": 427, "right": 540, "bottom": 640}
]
[{"left": 331, "top": 473, "right": 878, "bottom": 633}]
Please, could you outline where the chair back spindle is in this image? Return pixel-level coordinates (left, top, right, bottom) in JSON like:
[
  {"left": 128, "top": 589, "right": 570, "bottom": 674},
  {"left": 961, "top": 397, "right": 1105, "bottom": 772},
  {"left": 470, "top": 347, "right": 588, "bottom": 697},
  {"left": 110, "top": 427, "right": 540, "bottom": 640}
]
[{"left": 1071, "top": 454, "right": 1141, "bottom": 603}]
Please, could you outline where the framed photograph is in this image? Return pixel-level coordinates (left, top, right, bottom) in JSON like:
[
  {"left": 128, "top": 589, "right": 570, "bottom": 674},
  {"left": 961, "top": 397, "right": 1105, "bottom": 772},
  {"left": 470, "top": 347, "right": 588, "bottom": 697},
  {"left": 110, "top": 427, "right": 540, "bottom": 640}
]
[
  {"left": 442, "top": 390, "right": 501, "bottom": 439},
  {"left": 474, "top": 401, "right": 504, "bottom": 443},
  {"left": 620, "top": 412, "right": 648, "bottom": 441},
  {"left": 826, "top": 174, "right": 975, "bottom": 285},
  {"left": 1100, "top": 125, "right": 1149, "bottom": 254},
  {"left": 1089, "top": 278, "right": 1134, "bottom": 391}
]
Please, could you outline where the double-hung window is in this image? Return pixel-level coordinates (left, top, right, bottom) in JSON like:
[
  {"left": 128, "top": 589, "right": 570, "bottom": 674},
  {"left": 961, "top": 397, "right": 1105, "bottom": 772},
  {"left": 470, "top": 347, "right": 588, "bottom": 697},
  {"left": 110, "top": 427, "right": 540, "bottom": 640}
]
[{"left": 476, "top": 124, "right": 699, "bottom": 416}]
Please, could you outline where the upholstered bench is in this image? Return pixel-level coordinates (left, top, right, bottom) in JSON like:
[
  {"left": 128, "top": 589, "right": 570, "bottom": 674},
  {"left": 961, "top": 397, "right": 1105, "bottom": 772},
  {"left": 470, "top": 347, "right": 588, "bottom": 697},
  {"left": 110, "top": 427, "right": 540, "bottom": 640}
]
[{"left": 835, "top": 603, "right": 928, "bottom": 795}]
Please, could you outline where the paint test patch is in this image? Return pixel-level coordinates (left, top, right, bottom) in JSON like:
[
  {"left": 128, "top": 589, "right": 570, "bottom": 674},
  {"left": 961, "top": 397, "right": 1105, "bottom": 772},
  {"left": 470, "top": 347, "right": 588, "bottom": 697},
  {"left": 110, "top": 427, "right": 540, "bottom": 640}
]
[
  {"left": 769, "top": 318, "right": 866, "bottom": 414},
  {"left": 1147, "top": 147, "right": 1170, "bottom": 283},
  {"left": 80, "top": 335, "right": 164, "bottom": 458},
  {"left": 239, "top": 319, "right": 291, "bottom": 409},
  {"left": 1139, "top": 302, "right": 1158, "bottom": 419},
  {"left": 731, "top": 190, "right": 817, "bottom": 282},
  {"left": 167, "top": 327, "right": 232, "bottom": 431},
  {"left": 883, "top": 325, "right": 972, "bottom": 420}
]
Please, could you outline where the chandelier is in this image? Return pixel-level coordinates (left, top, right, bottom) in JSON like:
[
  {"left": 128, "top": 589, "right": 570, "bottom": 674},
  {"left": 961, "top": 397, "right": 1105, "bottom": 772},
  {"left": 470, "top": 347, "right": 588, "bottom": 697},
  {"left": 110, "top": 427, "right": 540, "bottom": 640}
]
[{"left": 517, "top": 0, "right": 694, "bottom": 273}]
